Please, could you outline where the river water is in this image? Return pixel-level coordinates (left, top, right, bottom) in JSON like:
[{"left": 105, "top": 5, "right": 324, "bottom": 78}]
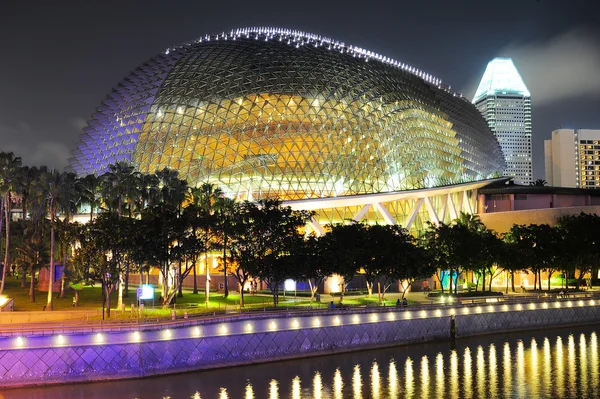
[{"left": 4, "top": 325, "right": 600, "bottom": 399}]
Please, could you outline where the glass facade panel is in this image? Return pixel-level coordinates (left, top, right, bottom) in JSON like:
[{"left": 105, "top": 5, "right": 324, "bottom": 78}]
[{"left": 69, "top": 28, "right": 505, "bottom": 201}]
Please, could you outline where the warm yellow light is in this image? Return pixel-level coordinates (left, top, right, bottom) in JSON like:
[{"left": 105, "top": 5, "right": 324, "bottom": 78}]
[
  {"left": 16, "top": 336, "right": 24, "bottom": 347},
  {"left": 194, "top": 327, "right": 201, "bottom": 337},
  {"left": 516, "top": 304, "right": 523, "bottom": 311},
  {"left": 95, "top": 333, "right": 104, "bottom": 343},
  {"left": 590, "top": 300, "right": 596, "bottom": 306},
  {"left": 353, "top": 315, "right": 360, "bottom": 323},
  {"left": 529, "top": 303, "right": 536, "bottom": 310},
  {"left": 449, "top": 308, "right": 456, "bottom": 315},
  {"left": 542, "top": 302, "right": 549, "bottom": 309},
  {"left": 133, "top": 331, "right": 141, "bottom": 341},
  {"left": 462, "top": 307, "right": 470, "bottom": 315},
  {"left": 57, "top": 335, "right": 65, "bottom": 345},
  {"left": 578, "top": 300, "right": 584, "bottom": 307},
  {"left": 164, "top": 329, "right": 172, "bottom": 339},
  {"left": 334, "top": 316, "right": 341, "bottom": 325},
  {"left": 555, "top": 301, "right": 561, "bottom": 308},
  {"left": 220, "top": 325, "right": 228, "bottom": 334},
  {"left": 420, "top": 310, "right": 427, "bottom": 318},
  {"left": 370, "top": 314, "right": 378, "bottom": 322},
  {"left": 502, "top": 304, "right": 509, "bottom": 311},
  {"left": 475, "top": 306, "right": 482, "bottom": 313},
  {"left": 404, "top": 312, "right": 412, "bottom": 319},
  {"left": 0, "top": 295, "right": 8, "bottom": 306},
  {"left": 435, "top": 309, "right": 442, "bottom": 317},
  {"left": 246, "top": 323, "right": 253, "bottom": 332},
  {"left": 327, "top": 275, "right": 343, "bottom": 294},
  {"left": 567, "top": 301, "right": 573, "bottom": 307},
  {"left": 387, "top": 313, "right": 395, "bottom": 320},
  {"left": 269, "top": 321, "right": 277, "bottom": 330},
  {"left": 313, "top": 318, "right": 321, "bottom": 327},
  {"left": 292, "top": 320, "right": 300, "bottom": 328},
  {"left": 487, "top": 305, "right": 494, "bottom": 312}
]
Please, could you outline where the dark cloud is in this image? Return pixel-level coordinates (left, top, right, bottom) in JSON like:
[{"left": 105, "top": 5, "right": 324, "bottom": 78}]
[
  {"left": 0, "top": 122, "right": 73, "bottom": 169},
  {"left": 502, "top": 28, "right": 600, "bottom": 106}
]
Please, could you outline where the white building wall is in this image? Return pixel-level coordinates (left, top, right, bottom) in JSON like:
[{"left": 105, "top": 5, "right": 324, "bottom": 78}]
[
  {"left": 544, "top": 140, "right": 553, "bottom": 185},
  {"left": 544, "top": 129, "right": 600, "bottom": 188}
]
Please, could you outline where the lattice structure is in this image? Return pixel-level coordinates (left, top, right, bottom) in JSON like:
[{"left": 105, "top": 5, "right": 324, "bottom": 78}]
[{"left": 69, "top": 27, "right": 505, "bottom": 201}]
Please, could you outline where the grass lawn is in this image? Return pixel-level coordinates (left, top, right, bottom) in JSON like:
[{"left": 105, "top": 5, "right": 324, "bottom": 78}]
[
  {"left": 0, "top": 278, "right": 326, "bottom": 318},
  {"left": 1, "top": 278, "right": 409, "bottom": 320}
]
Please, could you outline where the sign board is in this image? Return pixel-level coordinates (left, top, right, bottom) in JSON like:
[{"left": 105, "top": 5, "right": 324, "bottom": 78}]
[{"left": 137, "top": 285, "right": 155, "bottom": 300}]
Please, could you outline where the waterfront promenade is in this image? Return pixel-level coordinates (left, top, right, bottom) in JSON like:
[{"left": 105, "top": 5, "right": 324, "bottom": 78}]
[{"left": 1, "top": 289, "right": 599, "bottom": 388}]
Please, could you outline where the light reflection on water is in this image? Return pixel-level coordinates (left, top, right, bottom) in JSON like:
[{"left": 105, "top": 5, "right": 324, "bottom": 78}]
[{"left": 4, "top": 325, "right": 600, "bottom": 399}]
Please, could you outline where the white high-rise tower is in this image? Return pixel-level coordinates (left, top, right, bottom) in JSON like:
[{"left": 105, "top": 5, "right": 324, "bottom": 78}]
[{"left": 473, "top": 58, "right": 532, "bottom": 185}]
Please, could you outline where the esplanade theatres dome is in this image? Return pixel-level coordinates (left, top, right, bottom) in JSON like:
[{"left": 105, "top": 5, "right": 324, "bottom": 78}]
[{"left": 69, "top": 27, "right": 505, "bottom": 201}]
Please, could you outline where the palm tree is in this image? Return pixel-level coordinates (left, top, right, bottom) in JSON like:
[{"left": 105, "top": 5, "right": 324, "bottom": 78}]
[
  {"left": 76, "top": 174, "right": 102, "bottom": 222},
  {"left": 36, "top": 170, "right": 75, "bottom": 310},
  {"left": 454, "top": 211, "right": 485, "bottom": 232},
  {"left": 100, "top": 161, "right": 139, "bottom": 217},
  {"left": 530, "top": 179, "right": 548, "bottom": 187},
  {"left": 0, "top": 152, "right": 23, "bottom": 295},
  {"left": 100, "top": 161, "right": 139, "bottom": 307}
]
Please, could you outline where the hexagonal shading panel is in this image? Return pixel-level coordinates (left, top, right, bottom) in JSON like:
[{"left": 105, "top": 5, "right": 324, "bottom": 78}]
[{"left": 69, "top": 28, "right": 505, "bottom": 201}]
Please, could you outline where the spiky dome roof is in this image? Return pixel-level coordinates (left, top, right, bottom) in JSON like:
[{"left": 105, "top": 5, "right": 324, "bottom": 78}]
[{"left": 68, "top": 27, "right": 505, "bottom": 200}]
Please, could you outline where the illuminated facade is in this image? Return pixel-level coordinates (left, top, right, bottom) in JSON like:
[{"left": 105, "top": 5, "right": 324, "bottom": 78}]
[
  {"left": 473, "top": 58, "right": 532, "bottom": 185},
  {"left": 545, "top": 128, "right": 600, "bottom": 188},
  {"left": 69, "top": 27, "right": 505, "bottom": 226}
]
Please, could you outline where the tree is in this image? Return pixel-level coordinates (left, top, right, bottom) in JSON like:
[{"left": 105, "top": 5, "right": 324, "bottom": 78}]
[
  {"left": 530, "top": 179, "right": 548, "bottom": 187},
  {"left": 365, "top": 224, "right": 427, "bottom": 302},
  {"left": 556, "top": 213, "right": 600, "bottom": 289},
  {"left": 101, "top": 161, "right": 141, "bottom": 306},
  {"left": 213, "top": 196, "right": 238, "bottom": 298},
  {"left": 228, "top": 199, "right": 311, "bottom": 307},
  {"left": 393, "top": 241, "right": 435, "bottom": 299},
  {"left": 35, "top": 170, "right": 75, "bottom": 311},
  {"left": 293, "top": 234, "right": 331, "bottom": 302},
  {"left": 193, "top": 183, "right": 223, "bottom": 305},
  {"left": 0, "top": 152, "right": 23, "bottom": 294},
  {"left": 421, "top": 221, "right": 473, "bottom": 294},
  {"left": 139, "top": 204, "right": 187, "bottom": 306},
  {"left": 320, "top": 222, "right": 365, "bottom": 303},
  {"left": 76, "top": 174, "right": 102, "bottom": 222},
  {"left": 82, "top": 212, "right": 129, "bottom": 319},
  {"left": 100, "top": 161, "right": 139, "bottom": 217}
]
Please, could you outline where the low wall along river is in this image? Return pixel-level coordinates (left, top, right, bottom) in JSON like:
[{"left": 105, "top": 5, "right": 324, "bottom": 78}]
[{"left": 1, "top": 296, "right": 600, "bottom": 388}]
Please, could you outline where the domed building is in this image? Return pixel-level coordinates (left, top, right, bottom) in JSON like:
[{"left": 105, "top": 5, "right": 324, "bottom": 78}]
[{"left": 69, "top": 27, "right": 506, "bottom": 231}]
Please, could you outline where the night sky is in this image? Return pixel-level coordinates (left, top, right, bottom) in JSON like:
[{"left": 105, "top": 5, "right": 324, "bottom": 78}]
[{"left": 1, "top": 0, "right": 599, "bottom": 179}]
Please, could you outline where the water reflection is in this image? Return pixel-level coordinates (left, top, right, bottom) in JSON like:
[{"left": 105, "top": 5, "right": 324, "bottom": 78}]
[
  {"left": 352, "top": 364, "right": 362, "bottom": 399},
  {"left": 488, "top": 344, "right": 497, "bottom": 398},
  {"left": 313, "top": 372, "right": 322, "bottom": 399},
  {"left": 5, "top": 326, "right": 600, "bottom": 399},
  {"left": 333, "top": 368, "right": 343, "bottom": 399},
  {"left": 370, "top": 362, "right": 380, "bottom": 399},
  {"left": 244, "top": 383, "right": 254, "bottom": 399},
  {"left": 388, "top": 360, "right": 399, "bottom": 398}
]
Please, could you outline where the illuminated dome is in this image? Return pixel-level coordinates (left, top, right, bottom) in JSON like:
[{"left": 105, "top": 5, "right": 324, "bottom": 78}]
[{"left": 69, "top": 27, "right": 505, "bottom": 200}]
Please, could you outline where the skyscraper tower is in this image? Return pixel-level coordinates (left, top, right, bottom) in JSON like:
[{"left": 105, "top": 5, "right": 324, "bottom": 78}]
[{"left": 473, "top": 58, "right": 532, "bottom": 185}]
